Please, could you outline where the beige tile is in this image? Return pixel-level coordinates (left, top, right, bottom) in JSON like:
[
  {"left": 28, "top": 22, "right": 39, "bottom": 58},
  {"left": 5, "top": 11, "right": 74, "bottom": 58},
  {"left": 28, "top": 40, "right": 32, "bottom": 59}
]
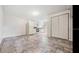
[{"left": 0, "top": 32, "right": 72, "bottom": 53}]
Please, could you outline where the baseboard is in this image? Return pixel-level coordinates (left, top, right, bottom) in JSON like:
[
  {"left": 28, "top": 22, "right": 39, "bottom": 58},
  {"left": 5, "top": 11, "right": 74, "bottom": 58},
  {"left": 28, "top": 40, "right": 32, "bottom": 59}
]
[
  {"left": 2, "top": 34, "right": 26, "bottom": 39},
  {"left": 48, "top": 36, "right": 72, "bottom": 42}
]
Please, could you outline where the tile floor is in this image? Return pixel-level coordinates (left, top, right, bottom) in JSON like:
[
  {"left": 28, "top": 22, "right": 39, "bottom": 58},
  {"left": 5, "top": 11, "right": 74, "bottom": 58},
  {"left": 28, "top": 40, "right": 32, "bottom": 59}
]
[{"left": 0, "top": 30, "right": 72, "bottom": 53}]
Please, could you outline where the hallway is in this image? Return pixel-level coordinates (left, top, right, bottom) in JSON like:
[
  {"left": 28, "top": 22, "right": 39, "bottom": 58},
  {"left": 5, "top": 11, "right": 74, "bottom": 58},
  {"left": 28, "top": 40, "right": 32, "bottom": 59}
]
[
  {"left": 0, "top": 29, "right": 72, "bottom": 53},
  {"left": 0, "top": 5, "right": 73, "bottom": 53}
]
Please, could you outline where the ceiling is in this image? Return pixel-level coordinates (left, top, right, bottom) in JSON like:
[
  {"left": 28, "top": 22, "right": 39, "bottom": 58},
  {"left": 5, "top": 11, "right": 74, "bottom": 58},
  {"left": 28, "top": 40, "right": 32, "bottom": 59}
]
[{"left": 3, "top": 5, "right": 72, "bottom": 20}]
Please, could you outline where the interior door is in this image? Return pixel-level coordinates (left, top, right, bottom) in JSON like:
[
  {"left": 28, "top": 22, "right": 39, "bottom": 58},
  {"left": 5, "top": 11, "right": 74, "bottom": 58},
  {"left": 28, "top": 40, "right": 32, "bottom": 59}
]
[
  {"left": 58, "top": 14, "right": 68, "bottom": 39},
  {"left": 51, "top": 13, "right": 69, "bottom": 40},
  {"left": 52, "top": 16, "right": 59, "bottom": 37}
]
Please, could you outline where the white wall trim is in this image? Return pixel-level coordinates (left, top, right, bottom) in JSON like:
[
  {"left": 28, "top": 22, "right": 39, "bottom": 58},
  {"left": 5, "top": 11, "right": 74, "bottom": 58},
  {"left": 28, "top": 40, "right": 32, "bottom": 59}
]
[{"left": 49, "top": 10, "right": 70, "bottom": 17}]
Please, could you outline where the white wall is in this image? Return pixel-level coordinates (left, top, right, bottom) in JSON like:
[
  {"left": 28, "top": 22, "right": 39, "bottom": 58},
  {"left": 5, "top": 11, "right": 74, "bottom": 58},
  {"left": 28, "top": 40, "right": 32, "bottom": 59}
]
[
  {"left": 2, "top": 5, "right": 72, "bottom": 40},
  {"left": 0, "top": 6, "right": 3, "bottom": 44},
  {"left": 28, "top": 20, "right": 36, "bottom": 34},
  {"left": 3, "top": 15, "right": 27, "bottom": 38}
]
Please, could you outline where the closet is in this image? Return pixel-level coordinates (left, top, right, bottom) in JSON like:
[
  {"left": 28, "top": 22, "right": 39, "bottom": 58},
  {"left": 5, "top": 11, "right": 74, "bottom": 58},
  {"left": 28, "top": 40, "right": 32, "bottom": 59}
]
[{"left": 50, "top": 10, "right": 70, "bottom": 40}]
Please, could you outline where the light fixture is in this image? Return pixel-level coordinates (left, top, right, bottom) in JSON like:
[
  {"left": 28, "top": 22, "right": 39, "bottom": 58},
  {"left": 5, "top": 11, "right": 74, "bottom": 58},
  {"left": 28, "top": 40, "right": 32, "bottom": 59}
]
[{"left": 32, "top": 11, "right": 40, "bottom": 16}]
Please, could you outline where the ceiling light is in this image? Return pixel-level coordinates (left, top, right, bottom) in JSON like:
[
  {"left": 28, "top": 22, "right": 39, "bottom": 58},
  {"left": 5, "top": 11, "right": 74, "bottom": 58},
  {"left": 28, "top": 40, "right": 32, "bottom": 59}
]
[{"left": 32, "top": 11, "right": 40, "bottom": 16}]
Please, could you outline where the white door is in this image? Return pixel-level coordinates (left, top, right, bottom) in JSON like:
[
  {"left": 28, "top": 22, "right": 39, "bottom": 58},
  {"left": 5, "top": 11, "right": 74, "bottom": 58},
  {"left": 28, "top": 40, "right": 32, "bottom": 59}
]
[
  {"left": 51, "top": 13, "right": 69, "bottom": 40},
  {"left": 52, "top": 16, "right": 59, "bottom": 37},
  {"left": 58, "top": 14, "right": 68, "bottom": 39}
]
